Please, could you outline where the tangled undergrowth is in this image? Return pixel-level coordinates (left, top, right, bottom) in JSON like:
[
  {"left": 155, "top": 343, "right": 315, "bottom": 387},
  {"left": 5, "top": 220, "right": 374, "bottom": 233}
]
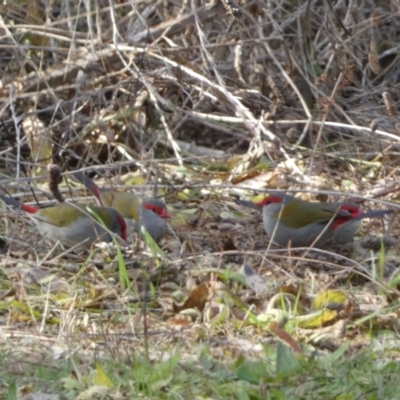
[{"left": 0, "top": 0, "right": 400, "bottom": 398}]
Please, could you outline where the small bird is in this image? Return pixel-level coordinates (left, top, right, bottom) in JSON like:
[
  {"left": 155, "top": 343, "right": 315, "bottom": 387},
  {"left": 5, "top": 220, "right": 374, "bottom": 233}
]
[
  {"left": 245, "top": 192, "right": 394, "bottom": 248},
  {"left": 72, "top": 171, "right": 171, "bottom": 242},
  {"left": 0, "top": 194, "right": 127, "bottom": 248}
]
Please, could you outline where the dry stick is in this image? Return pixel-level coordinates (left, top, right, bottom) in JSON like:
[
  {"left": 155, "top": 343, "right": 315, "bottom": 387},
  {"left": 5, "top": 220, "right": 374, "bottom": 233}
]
[
  {"left": 152, "top": 0, "right": 191, "bottom": 46},
  {"left": 110, "top": 40, "right": 184, "bottom": 167},
  {"left": 260, "top": 44, "right": 313, "bottom": 150},
  {"left": 308, "top": 71, "right": 344, "bottom": 172},
  {"left": 323, "top": 0, "right": 351, "bottom": 36},
  {"left": 0, "top": 15, "right": 45, "bottom": 89},
  {"left": 8, "top": 85, "right": 22, "bottom": 181},
  {"left": 20, "top": 47, "right": 123, "bottom": 93},
  {"left": 130, "top": 47, "right": 303, "bottom": 177},
  {"left": 259, "top": 3, "right": 349, "bottom": 153},
  {"left": 0, "top": 120, "right": 30, "bottom": 178},
  {"left": 189, "top": 0, "right": 273, "bottom": 178},
  {"left": 13, "top": 2, "right": 227, "bottom": 95},
  {"left": 123, "top": 2, "right": 300, "bottom": 175},
  {"left": 8, "top": 86, "right": 43, "bottom": 205},
  {"left": 228, "top": 9, "right": 313, "bottom": 180},
  {"left": 59, "top": 70, "right": 87, "bottom": 151},
  {"left": 127, "top": 1, "right": 226, "bottom": 43},
  {"left": 180, "top": 113, "right": 400, "bottom": 144}
]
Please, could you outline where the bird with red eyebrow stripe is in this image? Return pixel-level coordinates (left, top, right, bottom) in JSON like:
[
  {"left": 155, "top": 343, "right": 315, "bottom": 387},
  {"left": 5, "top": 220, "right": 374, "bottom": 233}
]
[
  {"left": 0, "top": 194, "right": 127, "bottom": 249},
  {"left": 239, "top": 192, "right": 393, "bottom": 248},
  {"left": 72, "top": 171, "right": 171, "bottom": 243}
]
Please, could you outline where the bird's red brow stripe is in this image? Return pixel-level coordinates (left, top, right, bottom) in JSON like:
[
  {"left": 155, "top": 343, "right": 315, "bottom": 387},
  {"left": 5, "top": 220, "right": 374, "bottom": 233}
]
[
  {"left": 256, "top": 196, "right": 282, "bottom": 206},
  {"left": 21, "top": 203, "right": 39, "bottom": 213}
]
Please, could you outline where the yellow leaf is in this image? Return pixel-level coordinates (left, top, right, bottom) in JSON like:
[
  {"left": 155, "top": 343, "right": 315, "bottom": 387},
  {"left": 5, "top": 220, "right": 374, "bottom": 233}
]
[
  {"left": 94, "top": 362, "right": 113, "bottom": 388},
  {"left": 296, "top": 309, "right": 338, "bottom": 328},
  {"left": 313, "top": 290, "right": 347, "bottom": 310}
]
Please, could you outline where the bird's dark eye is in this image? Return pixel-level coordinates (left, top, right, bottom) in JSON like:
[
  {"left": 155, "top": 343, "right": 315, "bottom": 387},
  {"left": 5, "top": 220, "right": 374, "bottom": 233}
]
[
  {"left": 341, "top": 205, "right": 359, "bottom": 215},
  {"left": 144, "top": 204, "right": 158, "bottom": 214}
]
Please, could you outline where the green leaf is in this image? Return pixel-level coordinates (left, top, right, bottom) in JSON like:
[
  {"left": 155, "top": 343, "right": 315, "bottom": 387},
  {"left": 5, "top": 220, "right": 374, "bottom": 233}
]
[
  {"left": 320, "top": 341, "right": 351, "bottom": 366},
  {"left": 147, "top": 353, "right": 180, "bottom": 391},
  {"left": 235, "top": 359, "right": 268, "bottom": 384},
  {"left": 141, "top": 226, "right": 165, "bottom": 262},
  {"left": 115, "top": 237, "right": 130, "bottom": 291},
  {"left": 276, "top": 342, "right": 302, "bottom": 378},
  {"left": 7, "top": 379, "right": 17, "bottom": 400}
]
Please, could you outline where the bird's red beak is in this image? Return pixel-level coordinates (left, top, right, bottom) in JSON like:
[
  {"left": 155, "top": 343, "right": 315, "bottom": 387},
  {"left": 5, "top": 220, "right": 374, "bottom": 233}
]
[{"left": 160, "top": 209, "right": 172, "bottom": 219}]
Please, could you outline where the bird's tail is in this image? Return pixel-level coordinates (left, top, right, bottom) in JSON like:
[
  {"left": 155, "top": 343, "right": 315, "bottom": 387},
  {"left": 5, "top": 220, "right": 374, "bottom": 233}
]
[
  {"left": 0, "top": 194, "right": 38, "bottom": 213},
  {"left": 72, "top": 171, "right": 104, "bottom": 205},
  {"left": 357, "top": 209, "right": 394, "bottom": 220}
]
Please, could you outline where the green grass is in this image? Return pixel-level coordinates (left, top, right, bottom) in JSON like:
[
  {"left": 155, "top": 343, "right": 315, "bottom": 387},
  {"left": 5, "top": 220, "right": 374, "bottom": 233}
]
[{"left": 2, "top": 337, "right": 400, "bottom": 399}]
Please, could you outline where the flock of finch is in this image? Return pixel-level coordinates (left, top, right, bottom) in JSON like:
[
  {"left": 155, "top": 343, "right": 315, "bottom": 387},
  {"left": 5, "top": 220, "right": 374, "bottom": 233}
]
[{"left": 0, "top": 171, "right": 395, "bottom": 251}]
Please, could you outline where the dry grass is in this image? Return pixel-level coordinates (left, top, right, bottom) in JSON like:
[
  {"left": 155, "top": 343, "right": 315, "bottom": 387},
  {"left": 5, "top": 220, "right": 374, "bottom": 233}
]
[{"left": 0, "top": 0, "right": 400, "bottom": 398}]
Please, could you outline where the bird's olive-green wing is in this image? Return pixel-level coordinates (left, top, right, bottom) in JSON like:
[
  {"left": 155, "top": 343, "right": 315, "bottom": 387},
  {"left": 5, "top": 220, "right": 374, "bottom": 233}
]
[
  {"left": 277, "top": 200, "right": 345, "bottom": 228},
  {"left": 37, "top": 204, "right": 87, "bottom": 227},
  {"left": 32, "top": 203, "right": 118, "bottom": 230},
  {"left": 100, "top": 192, "right": 141, "bottom": 220}
]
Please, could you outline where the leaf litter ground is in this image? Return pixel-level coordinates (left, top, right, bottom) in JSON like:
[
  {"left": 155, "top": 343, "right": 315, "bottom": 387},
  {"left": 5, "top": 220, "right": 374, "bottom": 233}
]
[{"left": 1, "top": 0, "right": 400, "bottom": 397}]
